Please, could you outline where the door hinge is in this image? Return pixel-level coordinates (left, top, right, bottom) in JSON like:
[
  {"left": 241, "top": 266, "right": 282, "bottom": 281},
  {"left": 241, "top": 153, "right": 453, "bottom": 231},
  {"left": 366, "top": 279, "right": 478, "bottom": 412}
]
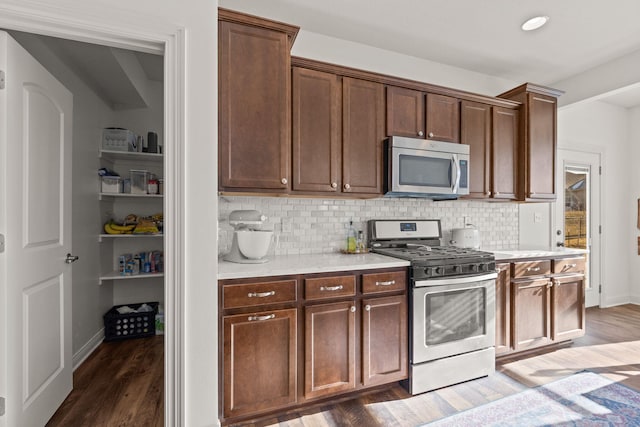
[
  {"left": 0, "top": 396, "right": 5, "bottom": 416},
  {"left": 0, "top": 233, "right": 4, "bottom": 253},
  {"left": 599, "top": 166, "right": 602, "bottom": 175},
  {"left": 599, "top": 285, "right": 602, "bottom": 294},
  {"left": 599, "top": 225, "right": 602, "bottom": 234},
  {"left": 0, "top": 70, "right": 4, "bottom": 90}
]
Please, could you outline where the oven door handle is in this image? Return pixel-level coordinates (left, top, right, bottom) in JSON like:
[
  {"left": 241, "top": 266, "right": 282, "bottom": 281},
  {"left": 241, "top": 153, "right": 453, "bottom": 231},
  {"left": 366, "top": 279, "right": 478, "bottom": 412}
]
[{"left": 415, "top": 272, "right": 497, "bottom": 287}]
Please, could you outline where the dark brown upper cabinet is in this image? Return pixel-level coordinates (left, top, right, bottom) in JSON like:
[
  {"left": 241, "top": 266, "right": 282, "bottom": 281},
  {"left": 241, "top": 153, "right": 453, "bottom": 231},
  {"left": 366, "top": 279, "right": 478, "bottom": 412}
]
[
  {"left": 218, "top": 9, "right": 299, "bottom": 192},
  {"left": 292, "top": 67, "right": 341, "bottom": 193},
  {"left": 341, "top": 77, "right": 385, "bottom": 195},
  {"left": 499, "top": 83, "right": 563, "bottom": 201},
  {"left": 492, "top": 106, "right": 519, "bottom": 200},
  {"left": 386, "top": 86, "right": 425, "bottom": 138},
  {"left": 426, "top": 93, "right": 460, "bottom": 143},
  {"left": 461, "top": 101, "right": 491, "bottom": 198}
]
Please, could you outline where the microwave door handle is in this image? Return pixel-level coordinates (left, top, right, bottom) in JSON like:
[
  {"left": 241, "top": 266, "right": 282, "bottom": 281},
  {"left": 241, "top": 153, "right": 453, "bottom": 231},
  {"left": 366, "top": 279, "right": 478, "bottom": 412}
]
[{"left": 451, "top": 155, "right": 460, "bottom": 193}]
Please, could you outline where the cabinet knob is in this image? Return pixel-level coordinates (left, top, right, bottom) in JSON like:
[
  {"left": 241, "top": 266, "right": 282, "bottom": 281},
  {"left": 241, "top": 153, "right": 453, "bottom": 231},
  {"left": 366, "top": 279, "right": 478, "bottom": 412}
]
[
  {"left": 344, "top": 183, "right": 351, "bottom": 191},
  {"left": 281, "top": 178, "right": 288, "bottom": 185},
  {"left": 331, "top": 182, "right": 338, "bottom": 188},
  {"left": 486, "top": 191, "right": 491, "bottom": 196},
  {"left": 365, "top": 304, "right": 371, "bottom": 311},
  {"left": 428, "top": 132, "right": 434, "bottom": 138},
  {"left": 350, "top": 306, "right": 356, "bottom": 313},
  {"left": 417, "top": 130, "right": 424, "bottom": 137},
  {"left": 494, "top": 191, "right": 500, "bottom": 196}
]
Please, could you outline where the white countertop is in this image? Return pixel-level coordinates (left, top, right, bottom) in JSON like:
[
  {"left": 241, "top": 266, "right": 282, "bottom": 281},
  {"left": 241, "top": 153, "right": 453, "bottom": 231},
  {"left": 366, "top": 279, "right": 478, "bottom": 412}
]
[
  {"left": 218, "top": 252, "right": 410, "bottom": 280},
  {"left": 488, "top": 247, "right": 588, "bottom": 261}
]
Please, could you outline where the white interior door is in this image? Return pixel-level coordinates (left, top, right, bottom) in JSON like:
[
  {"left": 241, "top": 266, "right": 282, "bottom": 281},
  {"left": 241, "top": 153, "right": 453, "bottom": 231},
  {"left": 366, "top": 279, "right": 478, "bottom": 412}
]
[
  {"left": 554, "top": 148, "right": 602, "bottom": 308},
  {"left": 0, "top": 31, "right": 73, "bottom": 427}
]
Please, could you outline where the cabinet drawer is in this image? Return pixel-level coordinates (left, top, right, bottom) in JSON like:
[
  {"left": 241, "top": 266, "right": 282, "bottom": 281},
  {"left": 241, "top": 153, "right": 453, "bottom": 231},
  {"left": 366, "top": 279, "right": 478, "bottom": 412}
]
[
  {"left": 305, "top": 275, "right": 356, "bottom": 300},
  {"left": 223, "top": 279, "right": 297, "bottom": 309},
  {"left": 553, "top": 257, "right": 585, "bottom": 274},
  {"left": 362, "top": 270, "right": 406, "bottom": 294},
  {"left": 512, "top": 260, "right": 551, "bottom": 279}
]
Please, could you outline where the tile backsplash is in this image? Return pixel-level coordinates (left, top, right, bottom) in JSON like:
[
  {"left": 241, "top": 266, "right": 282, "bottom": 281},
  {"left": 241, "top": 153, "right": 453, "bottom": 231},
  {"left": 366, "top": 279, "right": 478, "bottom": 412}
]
[{"left": 218, "top": 196, "right": 518, "bottom": 256}]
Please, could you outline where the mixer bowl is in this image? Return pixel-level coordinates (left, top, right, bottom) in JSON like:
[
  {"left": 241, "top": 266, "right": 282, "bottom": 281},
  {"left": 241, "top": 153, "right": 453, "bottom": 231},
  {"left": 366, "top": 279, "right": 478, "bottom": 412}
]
[{"left": 237, "top": 230, "right": 273, "bottom": 260}]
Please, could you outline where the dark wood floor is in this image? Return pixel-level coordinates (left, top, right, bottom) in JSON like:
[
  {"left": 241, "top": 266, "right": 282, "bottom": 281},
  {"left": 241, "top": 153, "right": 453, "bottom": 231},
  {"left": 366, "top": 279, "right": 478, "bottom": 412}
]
[
  {"left": 46, "top": 335, "right": 164, "bottom": 427},
  {"left": 47, "top": 304, "right": 640, "bottom": 427}
]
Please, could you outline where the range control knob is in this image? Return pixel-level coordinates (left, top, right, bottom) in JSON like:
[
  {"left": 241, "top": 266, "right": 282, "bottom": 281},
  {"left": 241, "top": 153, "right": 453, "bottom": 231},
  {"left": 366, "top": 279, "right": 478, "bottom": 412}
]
[
  {"left": 479, "top": 263, "right": 488, "bottom": 272},
  {"left": 453, "top": 265, "right": 461, "bottom": 273},
  {"left": 470, "top": 264, "right": 478, "bottom": 272},
  {"left": 435, "top": 267, "right": 444, "bottom": 275}
]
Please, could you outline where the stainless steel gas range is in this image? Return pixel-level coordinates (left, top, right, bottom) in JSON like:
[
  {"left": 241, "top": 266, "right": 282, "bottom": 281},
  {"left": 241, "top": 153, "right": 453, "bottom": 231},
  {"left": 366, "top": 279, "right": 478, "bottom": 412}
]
[{"left": 368, "top": 219, "right": 497, "bottom": 395}]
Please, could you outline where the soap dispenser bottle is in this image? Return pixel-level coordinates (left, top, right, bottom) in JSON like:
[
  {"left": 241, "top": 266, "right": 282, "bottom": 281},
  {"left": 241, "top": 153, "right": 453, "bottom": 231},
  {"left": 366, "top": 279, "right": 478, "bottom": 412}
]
[{"left": 346, "top": 221, "right": 357, "bottom": 252}]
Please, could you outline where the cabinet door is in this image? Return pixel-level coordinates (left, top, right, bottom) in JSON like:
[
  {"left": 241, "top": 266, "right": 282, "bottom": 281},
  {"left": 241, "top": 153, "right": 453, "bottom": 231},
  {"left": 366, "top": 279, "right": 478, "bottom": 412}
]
[
  {"left": 342, "top": 77, "right": 384, "bottom": 194},
  {"left": 461, "top": 101, "right": 491, "bottom": 198},
  {"left": 495, "top": 263, "right": 511, "bottom": 355},
  {"left": 305, "top": 301, "right": 356, "bottom": 399},
  {"left": 512, "top": 278, "right": 552, "bottom": 351},
  {"left": 386, "top": 86, "right": 425, "bottom": 138},
  {"left": 219, "top": 21, "right": 290, "bottom": 191},
  {"left": 492, "top": 107, "right": 519, "bottom": 200},
  {"left": 362, "top": 295, "right": 407, "bottom": 386},
  {"left": 552, "top": 275, "right": 586, "bottom": 341},
  {"left": 223, "top": 308, "right": 297, "bottom": 418},
  {"left": 527, "top": 93, "right": 557, "bottom": 200},
  {"left": 426, "top": 93, "right": 460, "bottom": 143},
  {"left": 292, "top": 67, "right": 341, "bottom": 192}
]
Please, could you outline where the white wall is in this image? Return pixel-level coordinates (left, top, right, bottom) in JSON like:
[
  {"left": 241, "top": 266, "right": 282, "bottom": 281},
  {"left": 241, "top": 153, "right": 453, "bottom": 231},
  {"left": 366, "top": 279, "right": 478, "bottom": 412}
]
[
  {"left": 558, "top": 101, "right": 630, "bottom": 307},
  {"left": 0, "top": 0, "right": 219, "bottom": 426}
]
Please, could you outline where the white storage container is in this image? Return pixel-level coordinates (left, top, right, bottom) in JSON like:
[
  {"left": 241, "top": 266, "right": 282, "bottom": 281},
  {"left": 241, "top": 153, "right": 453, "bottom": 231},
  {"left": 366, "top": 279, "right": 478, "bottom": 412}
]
[
  {"left": 101, "top": 176, "right": 122, "bottom": 193},
  {"left": 102, "top": 128, "right": 137, "bottom": 152}
]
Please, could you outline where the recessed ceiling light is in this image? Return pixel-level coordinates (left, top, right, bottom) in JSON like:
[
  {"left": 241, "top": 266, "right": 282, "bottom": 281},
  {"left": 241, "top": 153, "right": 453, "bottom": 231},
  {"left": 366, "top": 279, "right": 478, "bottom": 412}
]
[{"left": 521, "top": 16, "right": 549, "bottom": 31}]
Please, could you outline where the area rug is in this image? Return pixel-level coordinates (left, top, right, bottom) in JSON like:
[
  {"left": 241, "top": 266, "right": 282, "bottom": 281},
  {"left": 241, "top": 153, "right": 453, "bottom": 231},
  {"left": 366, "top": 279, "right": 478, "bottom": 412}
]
[{"left": 424, "top": 371, "right": 640, "bottom": 426}]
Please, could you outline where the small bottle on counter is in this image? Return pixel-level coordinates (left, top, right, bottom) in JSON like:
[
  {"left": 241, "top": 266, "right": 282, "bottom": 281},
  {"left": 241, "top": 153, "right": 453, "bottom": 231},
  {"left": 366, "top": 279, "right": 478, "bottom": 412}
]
[
  {"left": 357, "top": 230, "right": 365, "bottom": 253},
  {"left": 346, "top": 221, "right": 357, "bottom": 252}
]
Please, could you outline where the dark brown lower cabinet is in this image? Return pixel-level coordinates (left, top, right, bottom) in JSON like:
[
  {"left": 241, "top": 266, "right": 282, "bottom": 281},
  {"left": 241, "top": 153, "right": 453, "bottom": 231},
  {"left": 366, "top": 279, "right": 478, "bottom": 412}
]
[
  {"left": 304, "top": 301, "right": 357, "bottom": 399},
  {"left": 512, "top": 277, "right": 552, "bottom": 351},
  {"left": 222, "top": 308, "right": 297, "bottom": 419},
  {"left": 552, "top": 274, "right": 586, "bottom": 341},
  {"left": 220, "top": 268, "right": 407, "bottom": 424},
  {"left": 362, "top": 295, "right": 407, "bottom": 386},
  {"left": 499, "top": 256, "right": 586, "bottom": 358}
]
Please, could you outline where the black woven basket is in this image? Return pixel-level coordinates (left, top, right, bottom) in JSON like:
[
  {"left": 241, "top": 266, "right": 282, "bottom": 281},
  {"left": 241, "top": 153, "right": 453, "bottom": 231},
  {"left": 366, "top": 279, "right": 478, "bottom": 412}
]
[{"left": 103, "top": 302, "right": 158, "bottom": 341}]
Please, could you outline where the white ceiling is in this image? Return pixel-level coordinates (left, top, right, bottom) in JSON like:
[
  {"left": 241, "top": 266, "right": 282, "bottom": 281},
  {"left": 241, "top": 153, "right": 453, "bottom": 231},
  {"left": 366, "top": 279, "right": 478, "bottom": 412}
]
[{"left": 219, "top": 0, "right": 640, "bottom": 108}]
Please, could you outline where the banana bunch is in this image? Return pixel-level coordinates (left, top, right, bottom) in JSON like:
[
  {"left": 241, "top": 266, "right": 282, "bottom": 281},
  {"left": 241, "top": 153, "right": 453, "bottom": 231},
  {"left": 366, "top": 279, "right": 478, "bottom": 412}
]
[
  {"left": 133, "top": 218, "right": 160, "bottom": 234},
  {"left": 104, "top": 221, "right": 135, "bottom": 235}
]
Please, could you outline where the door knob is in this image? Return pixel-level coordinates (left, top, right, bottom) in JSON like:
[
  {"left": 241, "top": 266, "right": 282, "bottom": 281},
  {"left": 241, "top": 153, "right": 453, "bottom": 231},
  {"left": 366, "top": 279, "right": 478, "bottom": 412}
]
[
  {"left": 65, "top": 253, "right": 79, "bottom": 264},
  {"left": 556, "top": 242, "right": 565, "bottom": 247}
]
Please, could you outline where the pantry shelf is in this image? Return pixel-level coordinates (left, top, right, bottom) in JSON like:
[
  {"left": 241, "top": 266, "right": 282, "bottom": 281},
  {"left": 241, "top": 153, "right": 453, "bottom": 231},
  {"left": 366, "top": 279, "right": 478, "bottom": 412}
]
[
  {"left": 99, "top": 193, "right": 163, "bottom": 200},
  {"left": 99, "top": 149, "right": 163, "bottom": 162},
  {"left": 99, "top": 271, "right": 164, "bottom": 285},
  {"left": 98, "top": 233, "right": 163, "bottom": 242}
]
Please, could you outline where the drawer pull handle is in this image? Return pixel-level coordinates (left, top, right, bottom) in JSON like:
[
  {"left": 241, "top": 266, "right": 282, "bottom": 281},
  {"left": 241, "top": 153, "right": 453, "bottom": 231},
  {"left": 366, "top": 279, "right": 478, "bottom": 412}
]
[
  {"left": 562, "top": 263, "right": 577, "bottom": 271},
  {"left": 248, "top": 314, "right": 275, "bottom": 322},
  {"left": 247, "top": 291, "right": 275, "bottom": 298},
  {"left": 375, "top": 280, "right": 396, "bottom": 286},
  {"left": 526, "top": 266, "right": 541, "bottom": 272},
  {"left": 320, "top": 285, "right": 344, "bottom": 292}
]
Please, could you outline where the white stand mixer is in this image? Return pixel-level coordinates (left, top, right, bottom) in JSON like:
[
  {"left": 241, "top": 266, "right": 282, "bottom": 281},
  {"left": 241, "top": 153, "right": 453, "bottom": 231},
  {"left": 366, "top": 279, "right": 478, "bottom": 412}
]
[{"left": 224, "top": 210, "right": 274, "bottom": 264}]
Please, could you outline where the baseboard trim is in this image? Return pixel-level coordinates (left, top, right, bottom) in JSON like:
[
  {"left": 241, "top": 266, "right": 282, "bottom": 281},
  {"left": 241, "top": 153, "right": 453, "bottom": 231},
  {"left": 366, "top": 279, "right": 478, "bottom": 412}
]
[{"left": 72, "top": 328, "right": 104, "bottom": 371}]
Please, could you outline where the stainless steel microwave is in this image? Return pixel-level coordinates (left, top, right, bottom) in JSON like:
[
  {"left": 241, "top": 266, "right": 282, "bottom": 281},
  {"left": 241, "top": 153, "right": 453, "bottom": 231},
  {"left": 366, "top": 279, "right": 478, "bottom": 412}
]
[{"left": 384, "top": 136, "right": 470, "bottom": 199}]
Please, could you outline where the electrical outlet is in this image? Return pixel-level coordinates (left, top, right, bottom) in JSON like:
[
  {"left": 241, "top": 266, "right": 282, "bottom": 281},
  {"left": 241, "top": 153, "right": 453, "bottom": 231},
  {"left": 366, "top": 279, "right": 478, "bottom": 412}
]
[{"left": 534, "top": 212, "right": 542, "bottom": 223}]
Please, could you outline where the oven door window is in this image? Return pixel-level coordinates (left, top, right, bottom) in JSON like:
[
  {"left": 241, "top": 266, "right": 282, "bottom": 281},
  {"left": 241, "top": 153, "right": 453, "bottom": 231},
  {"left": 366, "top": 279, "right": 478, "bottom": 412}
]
[
  {"left": 399, "top": 154, "right": 452, "bottom": 188},
  {"left": 425, "top": 287, "right": 486, "bottom": 346}
]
